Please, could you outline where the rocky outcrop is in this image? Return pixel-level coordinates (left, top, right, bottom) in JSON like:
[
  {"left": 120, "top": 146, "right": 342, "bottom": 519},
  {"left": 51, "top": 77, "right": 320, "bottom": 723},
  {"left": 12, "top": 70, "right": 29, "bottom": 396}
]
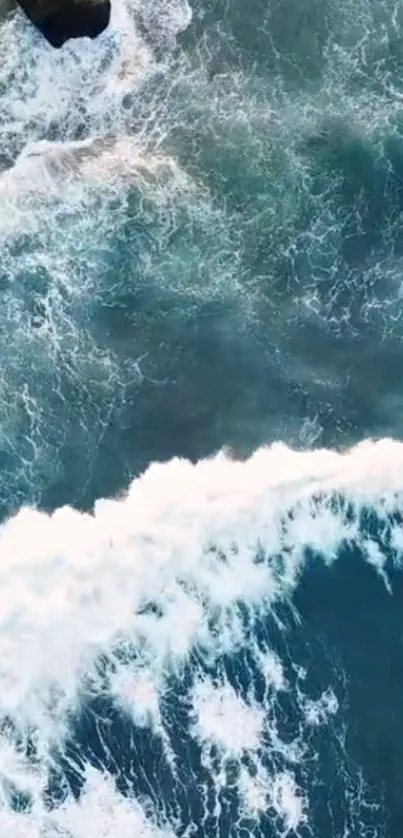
[
  {"left": 0, "top": 0, "right": 17, "bottom": 18},
  {"left": 16, "top": 0, "right": 110, "bottom": 47}
]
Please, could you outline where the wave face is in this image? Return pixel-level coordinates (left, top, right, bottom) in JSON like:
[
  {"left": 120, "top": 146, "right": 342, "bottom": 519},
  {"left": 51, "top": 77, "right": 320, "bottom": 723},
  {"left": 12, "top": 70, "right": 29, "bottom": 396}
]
[{"left": 1, "top": 0, "right": 403, "bottom": 834}]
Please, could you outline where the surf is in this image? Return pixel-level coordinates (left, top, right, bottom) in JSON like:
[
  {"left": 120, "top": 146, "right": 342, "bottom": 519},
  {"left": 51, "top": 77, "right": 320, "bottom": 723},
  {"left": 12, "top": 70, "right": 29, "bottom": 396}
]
[{"left": 0, "top": 437, "right": 401, "bottom": 835}]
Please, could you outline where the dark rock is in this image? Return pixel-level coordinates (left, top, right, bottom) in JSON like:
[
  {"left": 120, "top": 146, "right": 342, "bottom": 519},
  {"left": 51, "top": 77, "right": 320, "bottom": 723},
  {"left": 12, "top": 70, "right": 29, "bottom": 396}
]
[{"left": 16, "top": 0, "right": 110, "bottom": 47}]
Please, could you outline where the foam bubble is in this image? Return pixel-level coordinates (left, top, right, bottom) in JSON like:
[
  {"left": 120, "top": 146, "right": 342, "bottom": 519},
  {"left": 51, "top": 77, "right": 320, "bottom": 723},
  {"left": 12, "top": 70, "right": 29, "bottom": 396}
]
[
  {"left": 191, "top": 680, "right": 264, "bottom": 757},
  {"left": 238, "top": 763, "right": 271, "bottom": 816},
  {"left": 110, "top": 664, "right": 162, "bottom": 730},
  {"left": 303, "top": 688, "right": 339, "bottom": 727},
  {"left": 269, "top": 772, "right": 307, "bottom": 835}
]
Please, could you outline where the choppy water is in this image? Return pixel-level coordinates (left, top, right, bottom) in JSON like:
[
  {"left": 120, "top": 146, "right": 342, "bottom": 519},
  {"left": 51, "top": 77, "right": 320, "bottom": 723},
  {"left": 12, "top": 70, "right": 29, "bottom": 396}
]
[{"left": 1, "top": 0, "right": 403, "bottom": 835}]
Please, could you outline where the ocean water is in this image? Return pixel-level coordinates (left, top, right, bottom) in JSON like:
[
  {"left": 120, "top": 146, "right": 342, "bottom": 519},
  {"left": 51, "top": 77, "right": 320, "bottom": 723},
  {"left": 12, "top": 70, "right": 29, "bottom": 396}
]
[{"left": 1, "top": 0, "right": 403, "bottom": 835}]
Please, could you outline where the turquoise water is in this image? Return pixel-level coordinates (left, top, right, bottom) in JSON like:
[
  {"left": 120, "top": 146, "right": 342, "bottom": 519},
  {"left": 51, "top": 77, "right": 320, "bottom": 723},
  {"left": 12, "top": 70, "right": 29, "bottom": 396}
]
[{"left": 1, "top": 0, "right": 403, "bottom": 835}]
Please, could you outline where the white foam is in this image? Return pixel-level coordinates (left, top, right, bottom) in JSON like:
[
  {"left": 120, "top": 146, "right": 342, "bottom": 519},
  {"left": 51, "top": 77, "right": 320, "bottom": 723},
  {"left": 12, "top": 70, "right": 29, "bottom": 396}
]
[
  {"left": 0, "top": 134, "right": 198, "bottom": 240},
  {"left": 303, "top": 688, "right": 339, "bottom": 727},
  {"left": 0, "top": 437, "right": 401, "bottom": 831},
  {"left": 0, "top": 735, "right": 44, "bottom": 806},
  {"left": 0, "top": 0, "right": 196, "bottom": 242},
  {"left": 256, "top": 650, "right": 286, "bottom": 693},
  {"left": 269, "top": 772, "right": 307, "bottom": 835},
  {"left": 1, "top": 768, "right": 177, "bottom": 838},
  {"left": 191, "top": 680, "right": 265, "bottom": 756},
  {"left": 0, "top": 437, "right": 402, "bottom": 732},
  {"left": 238, "top": 763, "right": 271, "bottom": 816},
  {"left": 53, "top": 769, "right": 176, "bottom": 838},
  {"left": 110, "top": 664, "right": 162, "bottom": 730},
  {"left": 0, "top": 0, "right": 153, "bottom": 145},
  {"left": 238, "top": 763, "right": 307, "bottom": 833}
]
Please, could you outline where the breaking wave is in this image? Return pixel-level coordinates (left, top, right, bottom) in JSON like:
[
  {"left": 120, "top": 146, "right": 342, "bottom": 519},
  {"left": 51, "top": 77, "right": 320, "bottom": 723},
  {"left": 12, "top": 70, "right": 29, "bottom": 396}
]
[{"left": 1, "top": 437, "right": 402, "bottom": 836}]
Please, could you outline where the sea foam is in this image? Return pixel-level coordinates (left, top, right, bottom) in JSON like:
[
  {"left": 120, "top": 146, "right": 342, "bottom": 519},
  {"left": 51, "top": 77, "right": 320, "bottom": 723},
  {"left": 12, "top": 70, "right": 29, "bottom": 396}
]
[{"left": 0, "top": 438, "right": 400, "bottom": 835}]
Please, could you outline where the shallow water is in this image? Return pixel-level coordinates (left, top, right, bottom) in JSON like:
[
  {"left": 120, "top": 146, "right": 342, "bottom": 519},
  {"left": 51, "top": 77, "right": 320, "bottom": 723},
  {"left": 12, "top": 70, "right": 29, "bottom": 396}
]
[{"left": 1, "top": 0, "right": 403, "bottom": 835}]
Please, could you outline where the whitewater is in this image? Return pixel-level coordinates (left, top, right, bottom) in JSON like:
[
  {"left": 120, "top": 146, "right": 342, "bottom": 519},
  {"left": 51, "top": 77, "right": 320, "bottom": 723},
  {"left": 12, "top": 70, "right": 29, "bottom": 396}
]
[
  {"left": 1, "top": 0, "right": 403, "bottom": 834},
  {"left": 3, "top": 437, "right": 402, "bottom": 837}
]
